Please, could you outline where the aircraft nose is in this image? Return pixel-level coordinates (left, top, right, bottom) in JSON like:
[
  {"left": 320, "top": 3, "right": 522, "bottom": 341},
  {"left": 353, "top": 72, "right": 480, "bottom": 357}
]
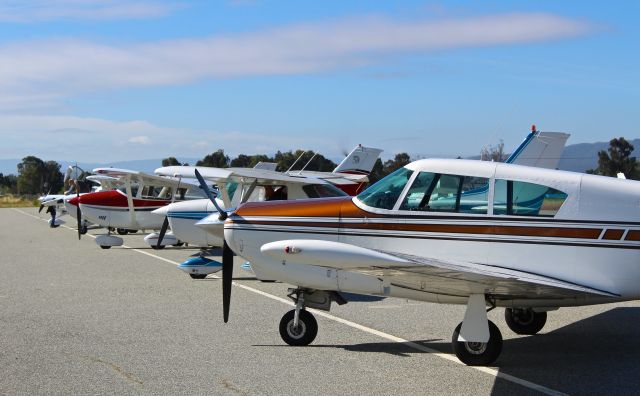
[
  {"left": 152, "top": 205, "right": 169, "bottom": 216},
  {"left": 67, "top": 196, "right": 79, "bottom": 207},
  {"left": 195, "top": 214, "right": 225, "bottom": 240}
]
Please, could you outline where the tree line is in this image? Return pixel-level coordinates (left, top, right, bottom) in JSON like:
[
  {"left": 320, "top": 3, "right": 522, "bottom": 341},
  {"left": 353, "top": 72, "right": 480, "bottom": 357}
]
[{"left": 2, "top": 137, "right": 638, "bottom": 196}]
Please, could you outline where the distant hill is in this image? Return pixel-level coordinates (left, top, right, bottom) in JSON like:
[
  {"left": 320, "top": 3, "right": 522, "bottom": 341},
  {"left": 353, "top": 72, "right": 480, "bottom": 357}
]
[{"left": 557, "top": 139, "right": 640, "bottom": 172}]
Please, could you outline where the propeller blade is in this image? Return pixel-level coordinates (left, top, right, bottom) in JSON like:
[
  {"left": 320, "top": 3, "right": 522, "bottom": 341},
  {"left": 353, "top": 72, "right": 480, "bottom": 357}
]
[
  {"left": 76, "top": 190, "right": 82, "bottom": 240},
  {"left": 222, "top": 241, "right": 234, "bottom": 323},
  {"left": 38, "top": 204, "right": 44, "bottom": 213},
  {"left": 156, "top": 217, "right": 169, "bottom": 248},
  {"left": 194, "top": 169, "right": 227, "bottom": 221}
]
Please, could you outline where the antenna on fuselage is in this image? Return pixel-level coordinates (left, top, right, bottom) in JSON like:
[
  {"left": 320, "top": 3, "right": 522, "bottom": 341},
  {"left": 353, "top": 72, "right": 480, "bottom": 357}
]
[{"left": 285, "top": 151, "right": 307, "bottom": 174}]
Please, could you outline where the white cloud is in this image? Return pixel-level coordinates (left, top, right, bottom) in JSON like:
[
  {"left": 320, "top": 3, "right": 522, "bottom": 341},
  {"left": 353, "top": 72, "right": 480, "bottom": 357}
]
[
  {"left": 128, "top": 135, "right": 151, "bottom": 144},
  {"left": 0, "top": 0, "right": 180, "bottom": 22},
  {"left": 0, "top": 13, "right": 594, "bottom": 110}
]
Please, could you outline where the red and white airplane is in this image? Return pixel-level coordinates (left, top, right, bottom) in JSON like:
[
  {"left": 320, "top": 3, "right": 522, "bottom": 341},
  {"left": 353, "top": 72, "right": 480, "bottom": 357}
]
[
  {"left": 68, "top": 168, "right": 203, "bottom": 249},
  {"left": 199, "top": 152, "right": 639, "bottom": 366}
]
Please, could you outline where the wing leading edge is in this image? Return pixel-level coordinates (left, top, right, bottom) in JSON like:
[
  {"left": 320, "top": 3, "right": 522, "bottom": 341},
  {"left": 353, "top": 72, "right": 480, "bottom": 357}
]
[{"left": 261, "top": 239, "right": 619, "bottom": 300}]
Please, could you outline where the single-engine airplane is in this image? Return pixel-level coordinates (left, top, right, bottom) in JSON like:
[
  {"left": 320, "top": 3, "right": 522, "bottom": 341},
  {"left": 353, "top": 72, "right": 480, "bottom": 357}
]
[
  {"left": 68, "top": 168, "right": 203, "bottom": 249},
  {"left": 203, "top": 151, "right": 639, "bottom": 366}
]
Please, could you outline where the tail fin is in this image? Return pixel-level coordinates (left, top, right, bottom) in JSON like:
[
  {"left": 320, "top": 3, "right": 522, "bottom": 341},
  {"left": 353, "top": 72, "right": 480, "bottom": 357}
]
[
  {"left": 506, "top": 130, "right": 569, "bottom": 169},
  {"left": 333, "top": 145, "right": 383, "bottom": 175}
]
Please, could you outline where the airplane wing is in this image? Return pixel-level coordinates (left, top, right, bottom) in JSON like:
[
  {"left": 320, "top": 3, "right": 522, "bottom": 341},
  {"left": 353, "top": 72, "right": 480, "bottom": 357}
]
[
  {"left": 155, "top": 166, "right": 325, "bottom": 185},
  {"left": 94, "top": 167, "right": 197, "bottom": 188},
  {"left": 261, "top": 239, "right": 619, "bottom": 300}
]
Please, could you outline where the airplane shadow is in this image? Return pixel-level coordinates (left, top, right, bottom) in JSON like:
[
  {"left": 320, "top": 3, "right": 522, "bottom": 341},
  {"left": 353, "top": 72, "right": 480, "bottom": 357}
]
[{"left": 253, "top": 307, "right": 640, "bottom": 395}]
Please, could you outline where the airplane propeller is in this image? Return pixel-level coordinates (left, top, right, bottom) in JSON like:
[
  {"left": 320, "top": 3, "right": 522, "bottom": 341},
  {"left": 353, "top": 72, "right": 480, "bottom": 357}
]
[
  {"left": 156, "top": 217, "right": 170, "bottom": 249},
  {"left": 193, "top": 168, "right": 233, "bottom": 322},
  {"left": 38, "top": 204, "right": 44, "bottom": 213},
  {"left": 76, "top": 189, "right": 82, "bottom": 240}
]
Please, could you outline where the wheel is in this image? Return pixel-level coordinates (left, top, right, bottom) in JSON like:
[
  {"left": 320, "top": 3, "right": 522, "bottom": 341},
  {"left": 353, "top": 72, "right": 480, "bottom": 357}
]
[
  {"left": 116, "top": 228, "right": 129, "bottom": 235},
  {"left": 505, "top": 308, "right": 547, "bottom": 335},
  {"left": 452, "top": 320, "right": 502, "bottom": 366},
  {"left": 189, "top": 274, "right": 208, "bottom": 279},
  {"left": 100, "top": 245, "right": 111, "bottom": 250},
  {"left": 127, "top": 229, "right": 137, "bottom": 234},
  {"left": 80, "top": 225, "right": 88, "bottom": 235},
  {"left": 174, "top": 241, "right": 184, "bottom": 247},
  {"left": 279, "top": 309, "right": 318, "bottom": 346},
  {"left": 151, "top": 245, "right": 165, "bottom": 250}
]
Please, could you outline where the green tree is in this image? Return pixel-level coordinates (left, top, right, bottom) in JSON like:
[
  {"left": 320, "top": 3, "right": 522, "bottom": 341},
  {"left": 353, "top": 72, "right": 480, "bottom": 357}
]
[
  {"left": 587, "top": 137, "right": 639, "bottom": 179},
  {"left": 0, "top": 173, "right": 18, "bottom": 194},
  {"left": 274, "top": 150, "right": 336, "bottom": 172},
  {"left": 17, "top": 156, "right": 45, "bottom": 194},
  {"left": 367, "top": 158, "right": 385, "bottom": 184},
  {"left": 161, "top": 157, "right": 181, "bottom": 166},
  {"left": 197, "top": 149, "right": 229, "bottom": 168},
  {"left": 229, "top": 154, "right": 274, "bottom": 168},
  {"left": 42, "top": 161, "right": 64, "bottom": 193},
  {"left": 382, "top": 152, "right": 411, "bottom": 175},
  {"left": 480, "top": 140, "right": 506, "bottom": 162}
]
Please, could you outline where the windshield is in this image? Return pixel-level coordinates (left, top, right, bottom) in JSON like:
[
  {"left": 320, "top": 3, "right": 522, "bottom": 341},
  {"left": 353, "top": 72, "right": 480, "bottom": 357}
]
[{"left": 357, "top": 167, "right": 413, "bottom": 209}]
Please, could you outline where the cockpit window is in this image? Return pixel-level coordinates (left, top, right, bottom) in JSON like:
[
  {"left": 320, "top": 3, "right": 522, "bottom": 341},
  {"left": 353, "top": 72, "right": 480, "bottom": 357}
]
[
  {"left": 400, "top": 172, "right": 489, "bottom": 214},
  {"left": 303, "top": 184, "right": 348, "bottom": 198},
  {"left": 357, "top": 167, "right": 413, "bottom": 209},
  {"left": 493, "top": 180, "right": 567, "bottom": 217}
]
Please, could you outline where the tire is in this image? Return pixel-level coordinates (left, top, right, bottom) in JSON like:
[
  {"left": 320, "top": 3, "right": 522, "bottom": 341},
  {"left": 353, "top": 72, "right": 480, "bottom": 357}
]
[
  {"left": 80, "top": 225, "right": 88, "bottom": 235},
  {"left": 174, "top": 241, "right": 184, "bottom": 247},
  {"left": 151, "top": 245, "right": 165, "bottom": 250},
  {"left": 505, "top": 308, "right": 547, "bottom": 335},
  {"left": 100, "top": 245, "right": 111, "bottom": 250},
  {"left": 189, "top": 274, "right": 208, "bottom": 279},
  {"left": 279, "top": 309, "right": 318, "bottom": 346},
  {"left": 452, "top": 320, "right": 502, "bottom": 366},
  {"left": 116, "top": 228, "right": 128, "bottom": 235}
]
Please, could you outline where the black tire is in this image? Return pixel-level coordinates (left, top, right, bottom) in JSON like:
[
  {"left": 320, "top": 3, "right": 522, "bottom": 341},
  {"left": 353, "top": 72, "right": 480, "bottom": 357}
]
[
  {"left": 116, "top": 228, "right": 129, "bottom": 235},
  {"left": 279, "top": 309, "right": 318, "bottom": 346},
  {"left": 189, "top": 274, "right": 208, "bottom": 279},
  {"left": 505, "top": 308, "right": 547, "bottom": 335},
  {"left": 127, "top": 229, "right": 137, "bottom": 234},
  {"left": 452, "top": 320, "right": 502, "bottom": 366},
  {"left": 100, "top": 245, "right": 111, "bottom": 250},
  {"left": 151, "top": 245, "right": 165, "bottom": 250},
  {"left": 174, "top": 241, "right": 184, "bottom": 247},
  {"left": 80, "top": 225, "right": 88, "bottom": 235}
]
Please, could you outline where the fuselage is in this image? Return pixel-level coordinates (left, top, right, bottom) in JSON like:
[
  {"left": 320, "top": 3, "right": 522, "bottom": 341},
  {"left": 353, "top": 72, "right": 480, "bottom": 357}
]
[
  {"left": 224, "top": 159, "right": 640, "bottom": 307},
  {"left": 72, "top": 190, "right": 170, "bottom": 230}
]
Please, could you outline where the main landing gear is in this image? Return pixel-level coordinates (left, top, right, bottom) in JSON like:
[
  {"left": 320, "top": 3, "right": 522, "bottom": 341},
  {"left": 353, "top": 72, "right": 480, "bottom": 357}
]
[{"left": 504, "top": 308, "right": 547, "bottom": 335}]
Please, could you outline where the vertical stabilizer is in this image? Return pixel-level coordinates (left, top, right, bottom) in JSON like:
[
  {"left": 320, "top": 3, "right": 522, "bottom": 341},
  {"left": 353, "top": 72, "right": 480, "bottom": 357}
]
[
  {"left": 506, "top": 130, "right": 569, "bottom": 169},
  {"left": 333, "top": 145, "right": 383, "bottom": 175}
]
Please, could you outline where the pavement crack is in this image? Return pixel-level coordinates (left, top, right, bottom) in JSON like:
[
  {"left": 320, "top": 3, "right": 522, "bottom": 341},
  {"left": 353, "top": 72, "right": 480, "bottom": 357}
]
[
  {"left": 220, "top": 378, "right": 249, "bottom": 395},
  {"left": 90, "top": 356, "right": 144, "bottom": 386}
]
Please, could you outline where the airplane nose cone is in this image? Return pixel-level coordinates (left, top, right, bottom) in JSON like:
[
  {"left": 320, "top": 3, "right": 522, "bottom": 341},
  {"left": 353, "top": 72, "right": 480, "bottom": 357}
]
[
  {"left": 152, "top": 205, "right": 169, "bottom": 216},
  {"left": 67, "top": 196, "right": 79, "bottom": 207},
  {"left": 195, "top": 214, "right": 225, "bottom": 240}
]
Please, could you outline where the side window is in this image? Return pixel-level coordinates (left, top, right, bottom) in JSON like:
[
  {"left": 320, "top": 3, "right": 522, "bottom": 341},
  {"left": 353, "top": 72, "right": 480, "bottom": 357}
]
[
  {"left": 458, "top": 176, "right": 489, "bottom": 214},
  {"left": 493, "top": 180, "right": 567, "bottom": 217},
  {"left": 400, "top": 173, "right": 489, "bottom": 214}
]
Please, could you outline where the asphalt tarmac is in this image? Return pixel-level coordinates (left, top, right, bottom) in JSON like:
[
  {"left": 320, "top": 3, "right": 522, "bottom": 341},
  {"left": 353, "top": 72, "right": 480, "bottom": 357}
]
[{"left": 2, "top": 207, "right": 640, "bottom": 395}]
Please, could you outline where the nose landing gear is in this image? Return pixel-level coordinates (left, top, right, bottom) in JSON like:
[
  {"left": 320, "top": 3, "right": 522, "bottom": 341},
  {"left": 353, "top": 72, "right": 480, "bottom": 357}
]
[{"left": 279, "top": 289, "right": 318, "bottom": 346}]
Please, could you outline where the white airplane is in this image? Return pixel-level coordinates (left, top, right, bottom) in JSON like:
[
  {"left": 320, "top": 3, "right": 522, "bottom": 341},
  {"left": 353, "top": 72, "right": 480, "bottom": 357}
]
[
  {"left": 197, "top": 142, "right": 640, "bottom": 367},
  {"left": 186, "top": 129, "right": 569, "bottom": 279},
  {"left": 152, "top": 145, "right": 384, "bottom": 277},
  {"left": 39, "top": 166, "right": 119, "bottom": 229},
  {"left": 68, "top": 168, "right": 203, "bottom": 249}
]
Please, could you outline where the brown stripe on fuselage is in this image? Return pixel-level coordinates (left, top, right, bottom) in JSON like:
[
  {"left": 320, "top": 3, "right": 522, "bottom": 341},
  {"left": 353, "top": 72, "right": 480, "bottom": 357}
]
[
  {"left": 625, "top": 230, "right": 640, "bottom": 241},
  {"left": 232, "top": 197, "right": 606, "bottom": 239},
  {"left": 602, "top": 229, "right": 625, "bottom": 240}
]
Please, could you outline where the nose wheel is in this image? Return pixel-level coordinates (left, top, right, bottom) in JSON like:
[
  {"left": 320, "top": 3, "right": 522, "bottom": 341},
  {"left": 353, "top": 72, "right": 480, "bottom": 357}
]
[
  {"left": 505, "top": 308, "right": 547, "bottom": 335},
  {"left": 279, "top": 289, "right": 318, "bottom": 346}
]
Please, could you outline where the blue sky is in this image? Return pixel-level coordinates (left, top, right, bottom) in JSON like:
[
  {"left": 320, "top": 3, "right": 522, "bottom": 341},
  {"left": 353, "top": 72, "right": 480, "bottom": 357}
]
[{"left": 0, "top": 0, "right": 638, "bottom": 163}]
